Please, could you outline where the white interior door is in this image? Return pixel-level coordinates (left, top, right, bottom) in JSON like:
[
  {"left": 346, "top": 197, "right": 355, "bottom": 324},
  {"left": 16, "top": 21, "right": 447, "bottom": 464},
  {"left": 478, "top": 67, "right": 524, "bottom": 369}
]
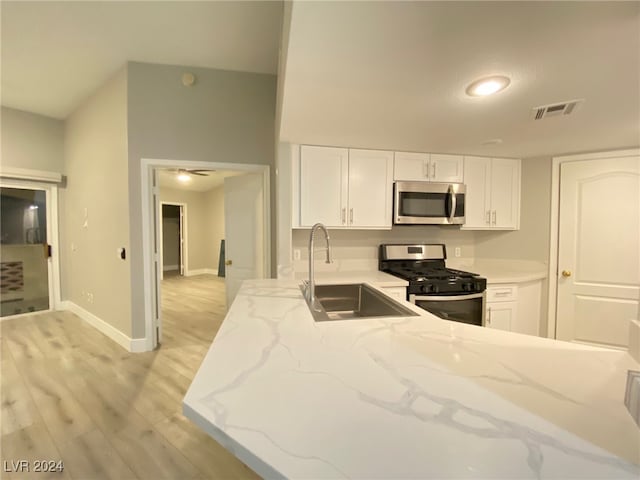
[
  {"left": 224, "top": 173, "right": 265, "bottom": 309},
  {"left": 152, "top": 170, "right": 162, "bottom": 346},
  {"left": 556, "top": 156, "right": 640, "bottom": 348},
  {"left": 178, "top": 205, "right": 185, "bottom": 276}
]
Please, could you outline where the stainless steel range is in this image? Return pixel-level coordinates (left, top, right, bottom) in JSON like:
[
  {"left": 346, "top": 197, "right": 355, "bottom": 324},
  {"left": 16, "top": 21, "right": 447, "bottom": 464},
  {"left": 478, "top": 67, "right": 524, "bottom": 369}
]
[{"left": 379, "top": 243, "right": 487, "bottom": 326}]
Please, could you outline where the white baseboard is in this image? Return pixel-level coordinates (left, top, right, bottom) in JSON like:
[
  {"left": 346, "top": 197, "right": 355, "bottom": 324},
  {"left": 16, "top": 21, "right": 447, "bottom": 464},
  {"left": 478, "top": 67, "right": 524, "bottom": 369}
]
[
  {"left": 59, "top": 301, "right": 150, "bottom": 352},
  {"left": 185, "top": 268, "right": 217, "bottom": 277},
  {"left": 163, "top": 264, "right": 179, "bottom": 271}
]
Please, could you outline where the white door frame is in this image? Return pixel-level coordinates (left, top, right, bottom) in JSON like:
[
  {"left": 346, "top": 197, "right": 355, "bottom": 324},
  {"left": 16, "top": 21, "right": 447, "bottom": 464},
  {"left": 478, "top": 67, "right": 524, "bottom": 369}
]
[
  {"left": 159, "top": 202, "right": 188, "bottom": 279},
  {"left": 0, "top": 178, "right": 62, "bottom": 319},
  {"left": 141, "top": 158, "right": 271, "bottom": 350},
  {"left": 547, "top": 148, "right": 640, "bottom": 339}
]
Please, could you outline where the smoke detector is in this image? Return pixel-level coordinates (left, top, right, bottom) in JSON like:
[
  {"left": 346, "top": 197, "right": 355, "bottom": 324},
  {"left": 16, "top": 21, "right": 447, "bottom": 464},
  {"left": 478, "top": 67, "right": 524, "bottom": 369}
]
[
  {"left": 531, "top": 99, "right": 584, "bottom": 120},
  {"left": 182, "top": 72, "right": 196, "bottom": 87}
]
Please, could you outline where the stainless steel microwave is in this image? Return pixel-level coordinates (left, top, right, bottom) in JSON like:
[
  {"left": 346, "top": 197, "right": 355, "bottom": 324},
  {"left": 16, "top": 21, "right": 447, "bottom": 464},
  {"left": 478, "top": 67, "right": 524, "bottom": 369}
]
[{"left": 393, "top": 181, "right": 466, "bottom": 225}]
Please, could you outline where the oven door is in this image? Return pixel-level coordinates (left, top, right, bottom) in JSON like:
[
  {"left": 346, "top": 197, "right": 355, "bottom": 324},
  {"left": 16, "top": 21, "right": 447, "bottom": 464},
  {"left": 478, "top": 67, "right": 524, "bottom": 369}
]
[
  {"left": 394, "top": 182, "right": 465, "bottom": 225},
  {"left": 409, "top": 292, "right": 485, "bottom": 326}
]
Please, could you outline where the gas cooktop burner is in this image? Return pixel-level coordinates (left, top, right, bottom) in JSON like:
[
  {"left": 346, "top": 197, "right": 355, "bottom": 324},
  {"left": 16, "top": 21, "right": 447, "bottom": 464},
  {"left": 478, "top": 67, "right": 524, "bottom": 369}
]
[{"left": 378, "top": 243, "right": 487, "bottom": 295}]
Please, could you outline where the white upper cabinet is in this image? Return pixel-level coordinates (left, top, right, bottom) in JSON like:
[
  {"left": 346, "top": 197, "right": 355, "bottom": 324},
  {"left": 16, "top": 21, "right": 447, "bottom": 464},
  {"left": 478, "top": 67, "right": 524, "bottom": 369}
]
[
  {"left": 394, "top": 152, "right": 429, "bottom": 180},
  {"left": 462, "top": 156, "right": 520, "bottom": 230},
  {"left": 299, "top": 145, "right": 348, "bottom": 227},
  {"left": 490, "top": 158, "right": 520, "bottom": 228},
  {"left": 298, "top": 146, "right": 393, "bottom": 229},
  {"left": 394, "top": 152, "right": 463, "bottom": 183},
  {"left": 348, "top": 149, "right": 394, "bottom": 228},
  {"left": 429, "top": 154, "right": 464, "bottom": 183}
]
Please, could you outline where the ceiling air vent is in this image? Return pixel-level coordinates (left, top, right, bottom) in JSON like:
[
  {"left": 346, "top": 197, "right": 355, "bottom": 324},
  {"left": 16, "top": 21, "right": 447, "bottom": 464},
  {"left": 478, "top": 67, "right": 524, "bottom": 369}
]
[{"left": 531, "top": 99, "right": 584, "bottom": 120}]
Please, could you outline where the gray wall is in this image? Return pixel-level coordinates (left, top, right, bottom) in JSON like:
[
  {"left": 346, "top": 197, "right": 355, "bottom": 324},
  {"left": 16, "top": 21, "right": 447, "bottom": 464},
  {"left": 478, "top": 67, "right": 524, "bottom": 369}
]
[
  {"left": 204, "top": 186, "right": 225, "bottom": 270},
  {"left": 61, "top": 67, "right": 132, "bottom": 336},
  {"left": 127, "top": 62, "right": 276, "bottom": 337},
  {"left": 1, "top": 107, "right": 64, "bottom": 172},
  {"left": 475, "top": 157, "right": 553, "bottom": 262}
]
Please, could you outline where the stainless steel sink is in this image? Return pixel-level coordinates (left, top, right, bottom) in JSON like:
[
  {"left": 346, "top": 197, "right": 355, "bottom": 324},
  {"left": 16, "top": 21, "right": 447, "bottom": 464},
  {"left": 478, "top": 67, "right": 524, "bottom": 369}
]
[{"left": 300, "top": 283, "right": 419, "bottom": 322}]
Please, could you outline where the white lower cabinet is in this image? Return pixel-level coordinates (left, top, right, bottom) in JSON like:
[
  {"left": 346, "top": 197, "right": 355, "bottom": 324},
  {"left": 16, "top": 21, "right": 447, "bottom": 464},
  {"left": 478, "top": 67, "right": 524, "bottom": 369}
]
[
  {"left": 486, "top": 285, "right": 518, "bottom": 331},
  {"left": 485, "top": 281, "right": 542, "bottom": 335},
  {"left": 486, "top": 301, "right": 517, "bottom": 331},
  {"left": 381, "top": 286, "right": 407, "bottom": 302}
]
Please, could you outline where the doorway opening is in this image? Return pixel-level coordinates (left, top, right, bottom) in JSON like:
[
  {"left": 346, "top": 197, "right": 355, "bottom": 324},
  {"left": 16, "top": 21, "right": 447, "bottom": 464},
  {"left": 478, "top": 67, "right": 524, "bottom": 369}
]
[
  {"left": 160, "top": 203, "right": 186, "bottom": 279},
  {"left": 0, "top": 180, "right": 61, "bottom": 319},
  {"left": 141, "top": 159, "right": 270, "bottom": 350}
]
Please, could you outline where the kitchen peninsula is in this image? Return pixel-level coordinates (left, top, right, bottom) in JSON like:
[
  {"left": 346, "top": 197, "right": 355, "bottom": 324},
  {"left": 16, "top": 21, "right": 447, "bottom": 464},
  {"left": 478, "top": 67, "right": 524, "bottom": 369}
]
[{"left": 184, "top": 279, "right": 639, "bottom": 479}]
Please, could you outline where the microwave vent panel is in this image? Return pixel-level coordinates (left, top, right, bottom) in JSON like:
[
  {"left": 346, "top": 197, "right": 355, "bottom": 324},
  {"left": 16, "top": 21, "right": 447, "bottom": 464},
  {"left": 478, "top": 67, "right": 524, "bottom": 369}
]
[{"left": 531, "top": 99, "right": 584, "bottom": 120}]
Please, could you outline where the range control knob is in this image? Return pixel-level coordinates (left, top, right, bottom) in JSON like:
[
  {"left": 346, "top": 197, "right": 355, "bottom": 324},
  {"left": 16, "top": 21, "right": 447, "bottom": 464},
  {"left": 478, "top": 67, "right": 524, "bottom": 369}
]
[
  {"left": 462, "top": 283, "right": 472, "bottom": 292},
  {"left": 421, "top": 284, "right": 432, "bottom": 294}
]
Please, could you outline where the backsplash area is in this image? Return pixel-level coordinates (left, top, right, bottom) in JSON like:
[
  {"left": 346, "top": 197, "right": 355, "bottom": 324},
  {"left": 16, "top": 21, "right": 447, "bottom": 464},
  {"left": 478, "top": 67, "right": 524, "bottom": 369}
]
[{"left": 292, "top": 227, "right": 476, "bottom": 272}]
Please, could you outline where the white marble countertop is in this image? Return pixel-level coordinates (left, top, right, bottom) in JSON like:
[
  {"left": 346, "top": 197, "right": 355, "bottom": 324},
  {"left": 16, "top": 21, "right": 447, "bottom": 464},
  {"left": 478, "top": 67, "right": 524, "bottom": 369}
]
[
  {"left": 293, "top": 270, "right": 408, "bottom": 288},
  {"left": 448, "top": 258, "right": 548, "bottom": 284},
  {"left": 184, "top": 279, "right": 639, "bottom": 479}
]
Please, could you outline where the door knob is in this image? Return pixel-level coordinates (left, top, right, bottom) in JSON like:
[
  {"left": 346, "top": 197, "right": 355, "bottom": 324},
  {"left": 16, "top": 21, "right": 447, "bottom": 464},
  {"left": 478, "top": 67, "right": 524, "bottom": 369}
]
[
  {"left": 561, "top": 270, "right": 571, "bottom": 277},
  {"left": 225, "top": 260, "right": 233, "bottom": 266}
]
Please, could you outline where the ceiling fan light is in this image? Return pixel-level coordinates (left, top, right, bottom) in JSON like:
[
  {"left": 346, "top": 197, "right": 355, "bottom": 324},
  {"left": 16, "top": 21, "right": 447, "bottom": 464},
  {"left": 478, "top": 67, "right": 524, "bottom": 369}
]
[
  {"left": 177, "top": 173, "right": 191, "bottom": 182},
  {"left": 466, "top": 75, "right": 510, "bottom": 97}
]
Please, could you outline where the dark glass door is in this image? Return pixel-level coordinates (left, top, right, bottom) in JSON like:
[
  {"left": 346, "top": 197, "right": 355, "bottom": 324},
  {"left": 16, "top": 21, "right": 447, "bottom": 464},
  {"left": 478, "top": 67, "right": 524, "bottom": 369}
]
[{"left": 0, "top": 187, "right": 50, "bottom": 316}]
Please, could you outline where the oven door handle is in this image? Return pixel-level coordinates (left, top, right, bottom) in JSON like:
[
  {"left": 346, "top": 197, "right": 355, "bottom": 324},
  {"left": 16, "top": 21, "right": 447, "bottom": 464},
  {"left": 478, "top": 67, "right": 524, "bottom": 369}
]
[
  {"left": 410, "top": 292, "right": 485, "bottom": 302},
  {"left": 448, "top": 184, "right": 457, "bottom": 223}
]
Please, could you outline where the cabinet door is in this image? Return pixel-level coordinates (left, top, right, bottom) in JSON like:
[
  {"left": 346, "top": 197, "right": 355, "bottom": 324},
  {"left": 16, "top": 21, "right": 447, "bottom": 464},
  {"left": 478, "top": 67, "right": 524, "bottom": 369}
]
[
  {"left": 381, "top": 286, "right": 407, "bottom": 302},
  {"left": 461, "top": 156, "right": 491, "bottom": 229},
  {"left": 486, "top": 302, "right": 517, "bottom": 331},
  {"left": 348, "top": 149, "right": 394, "bottom": 228},
  {"left": 300, "top": 146, "right": 348, "bottom": 227},
  {"left": 430, "top": 154, "right": 464, "bottom": 183},
  {"left": 490, "top": 158, "right": 520, "bottom": 229},
  {"left": 394, "top": 152, "right": 429, "bottom": 181}
]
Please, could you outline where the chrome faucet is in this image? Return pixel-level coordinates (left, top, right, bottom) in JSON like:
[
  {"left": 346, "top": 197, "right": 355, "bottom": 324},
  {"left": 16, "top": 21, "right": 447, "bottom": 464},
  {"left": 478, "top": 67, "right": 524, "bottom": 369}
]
[{"left": 305, "top": 223, "right": 332, "bottom": 306}]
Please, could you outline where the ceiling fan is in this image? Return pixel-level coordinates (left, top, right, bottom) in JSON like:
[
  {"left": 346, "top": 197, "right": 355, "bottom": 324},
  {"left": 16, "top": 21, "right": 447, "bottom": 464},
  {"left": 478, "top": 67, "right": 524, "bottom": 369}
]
[{"left": 171, "top": 168, "right": 214, "bottom": 177}]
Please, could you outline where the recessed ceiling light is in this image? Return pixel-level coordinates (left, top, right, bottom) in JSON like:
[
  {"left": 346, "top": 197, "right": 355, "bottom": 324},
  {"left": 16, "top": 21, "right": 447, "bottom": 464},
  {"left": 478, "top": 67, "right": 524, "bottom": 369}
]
[
  {"left": 177, "top": 173, "right": 191, "bottom": 182},
  {"left": 466, "top": 76, "right": 510, "bottom": 97}
]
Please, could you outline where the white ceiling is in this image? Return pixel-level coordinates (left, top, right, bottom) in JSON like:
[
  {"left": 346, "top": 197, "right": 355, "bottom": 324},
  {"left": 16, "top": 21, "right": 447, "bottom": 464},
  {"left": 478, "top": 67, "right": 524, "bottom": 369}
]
[
  {"left": 3, "top": 1, "right": 639, "bottom": 159},
  {"left": 280, "top": 2, "right": 640, "bottom": 158},
  {"left": 1, "top": 1, "right": 283, "bottom": 119},
  {"left": 158, "top": 169, "right": 245, "bottom": 193}
]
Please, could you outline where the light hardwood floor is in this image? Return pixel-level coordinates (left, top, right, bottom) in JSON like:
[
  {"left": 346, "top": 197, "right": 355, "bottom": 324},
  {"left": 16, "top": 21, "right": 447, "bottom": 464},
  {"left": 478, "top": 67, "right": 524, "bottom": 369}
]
[{"left": 1, "top": 274, "right": 261, "bottom": 480}]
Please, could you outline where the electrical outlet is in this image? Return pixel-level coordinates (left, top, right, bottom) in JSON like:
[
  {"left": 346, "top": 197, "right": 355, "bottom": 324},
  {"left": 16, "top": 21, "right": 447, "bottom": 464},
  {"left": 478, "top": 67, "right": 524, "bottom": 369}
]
[
  {"left": 88, "top": 293, "right": 94, "bottom": 304},
  {"left": 454, "top": 247, "right": 461, "bottom": 257},
  {"left": 293, "top": 249, "right": 301, "bottom": 260}
]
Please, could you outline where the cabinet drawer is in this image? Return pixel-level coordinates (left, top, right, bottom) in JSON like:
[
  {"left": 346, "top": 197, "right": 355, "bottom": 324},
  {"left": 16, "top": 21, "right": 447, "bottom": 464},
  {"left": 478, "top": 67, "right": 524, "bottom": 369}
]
[{"left": 487, "top": 285, "right": 518, "bottom": 302}]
